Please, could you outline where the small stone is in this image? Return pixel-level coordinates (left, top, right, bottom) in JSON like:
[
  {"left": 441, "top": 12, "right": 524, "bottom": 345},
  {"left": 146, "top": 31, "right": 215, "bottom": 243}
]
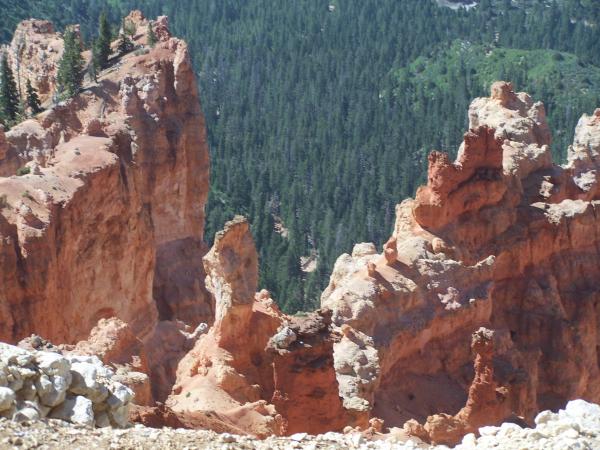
[
  {"left": 479, "top": 426, "right": 499, "bottom": 436},
  {"left": 0, "top": 387, "right": 15, "bottom": 411},
  {"left": 108, "top": 404, "right": 129, "bottom": 428},
  {"left": 220, "top": 433, "right": 236, "bottom": 443},
  {"left": 290, "top": 432, "right": 307, "bottom": 442},
  {"left": 13, "top": 407, "right": 40, "bottom": 422},
  {"left": 50, "top": 395, "right": 94, "bottom": 427},
  {"left": 270, "top": 327, "right": 297, "bottom": 349},
  {"left": 535, "top": 409, "right": 556, "bottom": 425}
]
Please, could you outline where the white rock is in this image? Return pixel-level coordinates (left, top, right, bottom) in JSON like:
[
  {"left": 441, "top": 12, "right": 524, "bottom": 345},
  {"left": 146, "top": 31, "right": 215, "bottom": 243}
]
[
  {"left": 565, "top": 399, "right": 600, "bottom": 420},
  {"left": 108, "top": 405, "right": 129, "bottom": 428},
  {"left": 536, "top": 409, "right": 556, "bottom": 425},
  {"left": 0, "top": 343, "right": 32, "bottom": 366},
  {"left": 270, "top": 327, "right": 297, "bottom": 349},
  {"left": 106, "top": 382, "right": 133, "bottom": 409},
  {"left": 13, "top": 407, "right": 40, "bottom": 422},
  {"left": 50, "top": 395, "right": 94, "bottom": 427},
  {"left": 35, "top": 352, "right": 71, "bottom": 379},
  {"left": 0, "top": 387, "right": 15, "bottom": 412},
  {"left": 70, "top": 362, "right": 108, "bottom": 403},
  {"left": 352, "top": 243, "right": 378, "bottom": 257},
  {"left": 478, "top": 426, "right": 499, "bottom": 436},
  {"left": 95, "top": 411, "right": 111, "bottom": 428},
  {"left": 36, "top": 373, "right": 69, "bottom": 407},
  {"left": 290, "top": 432, "right": 307, "bottom": 441},
  {"left": 461, "top": 432, "right": 477, "bottom": 447},
  {"left": 66, "top": 355, "right": 103, "bottom": 366}
]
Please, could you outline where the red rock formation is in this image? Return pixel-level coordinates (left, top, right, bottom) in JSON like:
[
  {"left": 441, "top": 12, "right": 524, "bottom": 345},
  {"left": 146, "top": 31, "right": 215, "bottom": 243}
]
[
  {"left": 0, "top": 12, "right": 211, "bottom": 344},
  {"left": 0, "top": 12, "right": 211, "bottom": 407},
  {"left": 404, "top": 328, "right": 511, "bottom": 445},
  {"left": 1, "top": 13, "right": 600, "bottom": 441},
  {"left": 269, "top": 310, "right": 352, "bottom": 434},
  {"left": 168, "top": 216, "right": 351, "bottom": 436},
  {"left": 168, "top": 216, "right": 284, "bottom": 437},
  {"left": 413, "top": 125, "right": 505, "bottom": 229},
  {"left": 321, "top": 81, "right": 600, "bottom": 442},
  {"left": 5, "top": 20, "right": 66, "bottom": 103}
]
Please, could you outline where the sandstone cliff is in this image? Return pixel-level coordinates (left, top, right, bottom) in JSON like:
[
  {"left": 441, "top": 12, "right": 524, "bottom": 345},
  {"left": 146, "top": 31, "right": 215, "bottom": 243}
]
[
  {"left": 320, "top": 81, "right": 600, "bottom": 443},
  {"left": 0, "top": 12, "right": 211, "bottom": 404}
]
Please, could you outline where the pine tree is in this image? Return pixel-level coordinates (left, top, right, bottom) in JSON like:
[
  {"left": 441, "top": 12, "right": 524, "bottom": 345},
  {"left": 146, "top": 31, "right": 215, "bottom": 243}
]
[
  {"left": 123, "top": 19, "right": 136, "bottom": 37},
  {"left": 25, "top": 79, "right": 42, "bottom": 115},
  {"left": 97, "top": 12, "right": 112, "bottom": 69},
  {"left": 117, "top": 31, "right": 134, "bottom": 56},
  {"left": 0, "top": 54, "right": 20, "bottom": 125},
  {"left": 89, "top": 38, "right": 99, "bottom": 83},
  {"left": 147, "top": 22, "right": 158, "bottom": 48},
  {"left": 56, "top": 27, "right": 84, "bottom": 98}
]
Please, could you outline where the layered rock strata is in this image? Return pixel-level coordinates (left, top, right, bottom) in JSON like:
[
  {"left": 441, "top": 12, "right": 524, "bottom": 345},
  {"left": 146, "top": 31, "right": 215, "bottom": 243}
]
[
  {"left": 1, "top": 11, "right": 600, "bottom": 442},
  {"left": 0, "top": 12, "right": 211, "bottom": 341}
]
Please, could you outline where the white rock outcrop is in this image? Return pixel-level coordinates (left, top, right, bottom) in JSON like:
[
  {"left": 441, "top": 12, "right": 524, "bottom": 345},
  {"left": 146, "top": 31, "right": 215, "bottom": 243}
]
[
  {"left": 455, "top": 399, "right": 600, "bottom": 450},
  {"left": 0, "top": 343, "right": 133, "bottom": 427}
]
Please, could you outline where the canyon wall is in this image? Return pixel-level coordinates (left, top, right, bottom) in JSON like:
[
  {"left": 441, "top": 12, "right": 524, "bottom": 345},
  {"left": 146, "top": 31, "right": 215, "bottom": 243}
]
[
  {"left": 0, "top": 13, "right": 211, "bottom": 404},
  {"left": 320, "top": 81, "right": 600, "bottom": 443},
  {"left": 1, "top": 11, "right": 600, "bottom": 443}
]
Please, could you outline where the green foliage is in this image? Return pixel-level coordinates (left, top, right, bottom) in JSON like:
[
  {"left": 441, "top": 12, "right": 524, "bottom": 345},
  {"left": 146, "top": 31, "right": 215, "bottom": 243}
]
[
  {"left": 56, "top": 27, "right": 84, "bottom": 98},
  {"left": 16, "top": 166, "right": 30, "bottom": 176},
  {"left": 96, "top": 12, "right": 112, "bottom": 69},
  {"left": 123, "top": 18, "right": 136, "bottom": 36},
  {"left": 393, "top": 41, "right": 600, "bottom": 162},
  {"left": 146, "top": 22, "right": 157, "bottom": 47},
  {"left": 117, "top": 31, "right": 134, "bottom": 55},
  {"left": 0, "top": 54, "right": 20, "bottom": 126},
  {"left": 25, "top": 79, "right": 43, "bottom": 115},
  {"left": 89, "top": 39, "right": 99, "bottom": 82}
]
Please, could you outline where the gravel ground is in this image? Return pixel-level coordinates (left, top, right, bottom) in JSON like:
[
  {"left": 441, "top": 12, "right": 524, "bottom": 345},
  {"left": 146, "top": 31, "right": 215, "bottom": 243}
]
[
  {"left": 0, "top": 418, "right": 424, "bottom": 450},
  {"left": 1, "top": 400, "right": 600, "bottom": 450}
]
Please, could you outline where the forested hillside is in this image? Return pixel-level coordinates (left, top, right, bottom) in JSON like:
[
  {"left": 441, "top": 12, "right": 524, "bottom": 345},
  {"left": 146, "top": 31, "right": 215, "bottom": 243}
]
[{"left": 1, "top": 0, "right": 599, "bottom": 312}]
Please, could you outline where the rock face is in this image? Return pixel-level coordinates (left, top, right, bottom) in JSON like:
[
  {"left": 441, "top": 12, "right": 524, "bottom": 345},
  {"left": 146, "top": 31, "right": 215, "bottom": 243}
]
[
  {"left": 320, "top": 81, "right": 600, "bottom": 442},
  {"left": 168, "top": 217, "right": 351, "bottom": 436},
  {"left": 403, "top": 328, "right": 511, "bottom": 445},
  {"left": 0, "top": 12, "right": 211, "bottom": 409},
  {"left": 0, "top": 12, "right": 211, "bottom": 345},
  {"left": 5, "top": 20, "right": 65, "bottom": 103},
  {"left": 0, "top": 342, "right": 133, "bottom": 427},
  {"left": 72, "top": 318, "right": 152, "bottom": 406}
]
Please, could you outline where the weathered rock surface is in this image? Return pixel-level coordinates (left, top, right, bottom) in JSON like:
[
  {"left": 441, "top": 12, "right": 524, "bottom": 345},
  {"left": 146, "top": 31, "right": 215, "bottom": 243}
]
[
  {"left": 72, "top": 318, "right": 152, "bottom": 406},
  {"left": 5, "top": 19, "right": 66, "bottom": 104},
  {"left": 168, "top": 217, "right": 352, "bottom": 436},
  {"left": 0, "top": 13, "right": 211, "bottom": 405},
  {"left": 403, "top": 328, "right": 511, "bottom": 445},
  {"left": 0, "top": 343, "right": 133, "bottom": 427},
  {"left": 320, "top": 81, "right": 600, "bottom": 443}
]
